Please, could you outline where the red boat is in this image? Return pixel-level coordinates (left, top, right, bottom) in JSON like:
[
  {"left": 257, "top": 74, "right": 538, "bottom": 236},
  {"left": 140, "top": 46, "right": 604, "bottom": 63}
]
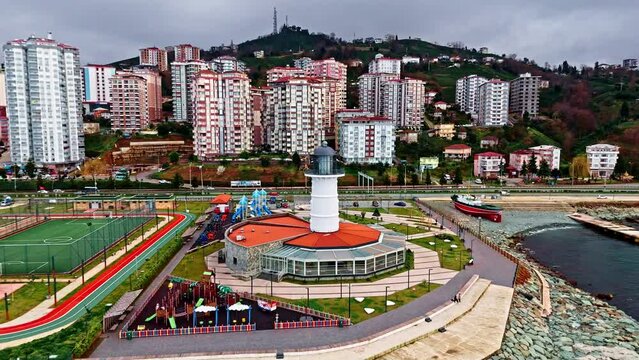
[{"left": 451, "top": 194, "right": 503, "bottom": 222}]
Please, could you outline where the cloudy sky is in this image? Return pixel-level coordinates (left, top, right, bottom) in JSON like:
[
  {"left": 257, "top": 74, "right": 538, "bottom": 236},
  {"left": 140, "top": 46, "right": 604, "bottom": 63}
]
[{"left": 1, "top": 0, "right": 636, "bottom": 66}]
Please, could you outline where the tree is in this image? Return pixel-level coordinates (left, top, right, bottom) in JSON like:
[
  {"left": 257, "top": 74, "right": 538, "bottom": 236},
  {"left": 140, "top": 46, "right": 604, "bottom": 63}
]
[
  {"left": 397, "top": 170, "right": 405, "bottom": 186},
  {"left": 171, "top": 173, "right": 184, "bottom": 189},
  {"left": 569, "top": 155, "right": 589, "bottom": 180},
  {"left": 157, "top": 123, "right": 170, "bottom": 137},
  {"left": 372, "top": 208, "right": 381, "bottom": 218},
  {"left": 25, "top": 158, "right": 36, "bottom": 178},
  {"left": 11, "top": 164, "right": 20, "bottom": 177},
  {"left": 527, "top": 154, "right": 538, "bottom": 176},
  {"left": 260, "top": 156, "right": 271, "bottom": 167},
  {"left": 613, "top": 154, "right": 628, "bottom": 179},
  {"left": 292, "top": 152, "right": 301, "bottom": 169},
  {"left": 169, "top": 151, "right": 180, "bottom": 164},
  {"left": 188, "top": 154, "right": 199, "bottom": 163},
  {"left": 82, "top": 158, "right": 107, "bottom": 186},
  {"left": 411, "top": 172, "right": 419, "bottom": 185},
  {"left": 0, "top": 168, "right": 6, "bottom": 179},
  {"left": 192, "top": 176, "right": 198, "bottom": 188},
  {"left": 620, "top": 101, "right": 630, "bottom": 119},
  {"left": 425, "top": 169, "right": 432, "bottom": 185},
  {"left": 539, "top": 159, "right": 551, "bottom": 179},
  {"left": 453, "top": 167, "right": 463, "bottom": 185},
  {"left": 439, "top": 174, "right": 447, "bottom": 185},
  {"left": 519, "top": 163, "right": 528, "bottom": 178},
  {"left": 239, "top": 151, "right": 251, "bottom": 160},
  {"left": 551, "top": 168, "right": 561, "bottom": 179},
  {"left": 522, "top": 111, "right": 530, "bottom": 125}
]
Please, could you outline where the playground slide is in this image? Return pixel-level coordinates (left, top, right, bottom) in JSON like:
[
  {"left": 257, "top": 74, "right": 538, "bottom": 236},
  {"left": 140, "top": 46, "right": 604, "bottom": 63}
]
[
  {"left": 145, "top": 314, "right": 156, "bottom": 322},
  {"left": 195, "top": 298, "right": 204, "bottom": 307},
  {"left": 169, "top": 317, "right": 176, "bottom": 329},
  {"left": 261, "top": 206, "right": 272, "bottom": 215},
  {"left": 231, "top": 207, "right": 243, "bottom": 222}
]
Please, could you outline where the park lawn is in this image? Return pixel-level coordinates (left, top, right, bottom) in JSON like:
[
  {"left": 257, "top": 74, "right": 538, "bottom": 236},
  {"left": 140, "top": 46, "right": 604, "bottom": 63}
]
[
  {"left": 345, "top": 207, "right": 389, "bottom": 214},
  {"left": 410, "top": 235, "right": 471, "bottom": 271},
  {"left": 175, "top": 201, "right": 211, "bottom": 216},
  {"left": 263, "top": 280, "right": 440, "bottom": 324},
  {"left": 382, "top": 223, "right": 425, "bottom": 235},
  {"left": 0, "top": 282, "right": 68, "bottom": 324},
  {"left": 339, "top": 212, "right": 378, "bottom": 225},
  {"left": 388, "top": 207, "right": 422, "bottom": 217},
  {"left": 171, "top": 242, "right": 225, "bottom": 281}
]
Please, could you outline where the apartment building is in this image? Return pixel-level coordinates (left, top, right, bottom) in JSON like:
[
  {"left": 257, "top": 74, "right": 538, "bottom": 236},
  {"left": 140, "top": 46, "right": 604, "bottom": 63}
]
[
  {"left": 432, "top": 123, "right": 456, "bottom": 140},
  {"left": 338, "top": 116, "right": 395, "bottom": 164},
  {"left": 0, "top": 68, "right": 6, "bottom": 107},
  {"left": 171, "top": 60, "right": 209, "bottom": 122},
  {"left": 139, "top": 47, "right": 168, "bottom": 71},
  {"left": 210, "top": 56, "right": 246, "bottom": 73},
  {"left": 193, "top": 70, "right": 253, "bottom": 159},
  {"left": 368, "top": 54, "right": 401, "bottom": 75},
  {"left": 266, "top": 66, "right": 305, "bottom": 83},
  {"left": 477, "top": 79, "right": 509, "bottom": 126},
  {"left": 306, "top": 58, "right": 347, "bottom": 118},
  {"left": 334, "top": 109, "right": 374, "bottom": 150},
  {"left": 509, "top": 73, "right": 540, "bottom": 118},
  {"left": 110, "top": 68, "right": 162, "bottom": 131},
  {"left": 473, "top": 152, "right": 505, "bottom": 178},
  {"left": 250, "top": 87, "right": 272, "bottom": 148},
  {"left": 174, "top": 44, "right": 201, "bottom": 62},
  {"left": 529, "top": 145, "right": 561, "bottom": 170},
  {"left": 293, "top": 57, "right": 313, "bottom": 70},
  {"left": 82, "top": 64, "right": 116, "bottom": 103},
  {"left": 586, "top": 143, "right": 620, "bottom": 178},
  {"left": 359, "top": 74, "right": 424, "bottom": 129},
  {"left": 455, "top": 74, "right": 487, "bottom": 116},
  {"left": 509, "top": 149, "right": 532, "bottom": 173},
  {"left": 443, "top": 144, "right": 472, "bottom": 160},
  {"left": 264, "top": 77, "right": 326, "bottom": 155},
  {"left": 3, "top": 33, "right": 84, "bottom": 166},
  {"left": 622, "top": 59, "right": 637, "bottom": 70}
]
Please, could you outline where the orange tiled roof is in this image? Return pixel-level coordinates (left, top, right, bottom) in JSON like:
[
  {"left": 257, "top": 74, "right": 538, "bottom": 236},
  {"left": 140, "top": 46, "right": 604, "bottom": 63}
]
[
  {"left": 227, "top": 214, "right": 381, "bottom": 249},
  {"left": 210, "top": 194, "right": 232, "bottom": 204}
]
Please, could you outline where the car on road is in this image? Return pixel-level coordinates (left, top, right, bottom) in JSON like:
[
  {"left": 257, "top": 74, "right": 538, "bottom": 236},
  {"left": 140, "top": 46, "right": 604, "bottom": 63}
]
[
  {"left": 474, "top": 179, "right": 483, "bottom": 184},
  {"left": 205, "top": 186, "right": 215, "bottom": 190},
  {"left": 158, "top": 180, "right": 170, "bottom": 184},
  {"left": 37, "top": 189, "right": 48, "bottom": 194},
  {"left": 394, "top": 201, "right": 407, "bottom": 207},
  {"left": 52, "top": 189, "right": 64, "bottom": 193},
  {"left": 597, "top": 194, "right": 608, "bottom": 199}
]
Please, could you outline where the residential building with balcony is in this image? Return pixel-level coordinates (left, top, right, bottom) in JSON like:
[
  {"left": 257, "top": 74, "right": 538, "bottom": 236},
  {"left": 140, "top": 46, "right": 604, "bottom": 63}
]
[
  {"left": 474, "top": 152, "right": 505, "bottom": 178},
  {"left": 586, "top": 144, "right": 619, "bottom": 179},
  {"left": 443, "top": 144, "right": 472, "bottom": 160},
  {"left": 171, "top": 60, "right": 209, "bottom": 122},
  {"left": 509, "top": 73, "right": 540, "bottom": 118},
  {"left": 455, "top": 74, "right": 487, "bottom": 117},
  {"left": 337, "top": 116, "right": 394, "bottom": 164},
  {"left": 529, "top": 145, "right": 561, "bottom": 170},
  {"left": 477, "top": 79, "right": 509, "bottom": 126},
  {"left": 266, "top": 66, "right": 305, "bottom": 83},
  {"left": 368, "top": 54, "right": 401, "bottom": 75},
  {"left": 3, "top": 33, "right": 84, "bottom": 166},
  {"left": 174, "top": 44, "right": 201, "bottom": 62},
  {"left": 82, "top": 64, "right": 116, "bottom": 103},
  {"left": 210, "top": 56, "right": 247, "bottom": 73},
  {"left": 139, "top": 47, "right": 168, "bottom": 71}
]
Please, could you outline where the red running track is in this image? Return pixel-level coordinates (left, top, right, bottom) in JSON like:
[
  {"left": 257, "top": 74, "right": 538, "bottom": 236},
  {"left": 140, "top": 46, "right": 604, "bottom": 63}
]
[{"left": 0, "top": 213, "right": 186, "bottom": 335}]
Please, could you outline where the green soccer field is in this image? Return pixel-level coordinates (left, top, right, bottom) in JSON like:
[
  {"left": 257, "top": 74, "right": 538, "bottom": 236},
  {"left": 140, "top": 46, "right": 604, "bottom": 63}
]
[{"left": 0, "top": 216, "right": 150, "bottom": 275}]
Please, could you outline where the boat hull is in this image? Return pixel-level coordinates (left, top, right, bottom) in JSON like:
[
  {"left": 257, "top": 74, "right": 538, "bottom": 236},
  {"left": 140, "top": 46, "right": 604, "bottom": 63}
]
[{"left": 452, "top": 200, "right": 502, "bottom": 223}]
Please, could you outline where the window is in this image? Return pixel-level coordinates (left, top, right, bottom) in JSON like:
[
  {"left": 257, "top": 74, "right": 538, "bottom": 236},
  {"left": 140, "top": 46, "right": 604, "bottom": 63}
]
[{"left": 233, "top": 257, "right": 237, "bottom": 265}]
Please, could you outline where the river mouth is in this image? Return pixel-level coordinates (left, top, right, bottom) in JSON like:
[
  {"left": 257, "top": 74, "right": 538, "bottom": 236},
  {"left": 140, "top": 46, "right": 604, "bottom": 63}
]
[{"left": 523, "top": 223, "right": 639, "bottom": 320}]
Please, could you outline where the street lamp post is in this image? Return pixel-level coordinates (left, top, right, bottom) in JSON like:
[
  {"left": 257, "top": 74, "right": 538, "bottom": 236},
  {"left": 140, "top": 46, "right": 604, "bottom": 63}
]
[
  {"left": 385, "top": 286, "right": 390, "bottom": 312},
  {"left": 189, "top": 162, "right": 192, "bottom": 188},
  {"left": 305, "top": 287, "right": 310, "bottom": 313},
  {"left": 348, "top": 283, "right": 352, "bottom": 318},
  {"left": 198, "top": 165, "right": 204, "bottom": 195},
  {"left": 428, "top": 268, "right": 432, "bottom": 292}
]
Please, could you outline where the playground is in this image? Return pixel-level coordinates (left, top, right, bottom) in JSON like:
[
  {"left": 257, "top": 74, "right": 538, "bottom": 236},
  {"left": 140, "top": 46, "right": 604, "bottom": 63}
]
[
  {"left": 0, "top": 215, "right": 152, "bottom": 274},
  {"left": 127, "top": 278, "right": 326, "bottom": 333}
]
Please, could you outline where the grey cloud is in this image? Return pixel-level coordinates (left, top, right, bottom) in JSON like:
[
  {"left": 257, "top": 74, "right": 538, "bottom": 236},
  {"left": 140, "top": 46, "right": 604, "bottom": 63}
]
[{"left": 1, "top": 0, "right": 636, "bottom": 66}]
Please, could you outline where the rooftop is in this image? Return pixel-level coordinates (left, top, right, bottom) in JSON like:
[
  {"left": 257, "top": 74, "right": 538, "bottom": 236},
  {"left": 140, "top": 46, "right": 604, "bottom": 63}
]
[
  {"left": 226, "top": 214, "right": 381, "bottom": 249},
  {"left": 210, "top": 194, "right": 232, "bottom": 204},
  {"left": 445, "top": 144, "right": 472, "bottom": 150}
]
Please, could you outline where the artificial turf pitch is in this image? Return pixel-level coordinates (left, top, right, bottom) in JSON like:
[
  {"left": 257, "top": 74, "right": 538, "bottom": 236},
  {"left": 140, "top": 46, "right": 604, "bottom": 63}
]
[{"left": 0, "top": 217, "right": 147, "bottom": 275}]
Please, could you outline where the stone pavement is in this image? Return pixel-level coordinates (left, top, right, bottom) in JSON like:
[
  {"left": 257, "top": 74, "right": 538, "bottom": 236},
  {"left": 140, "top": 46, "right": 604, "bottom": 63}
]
[
  {"left": 0, "top": 216, "right": 169, "bottom": 329},
  {"left": 380, "top": 284, "right": 514, "bottom": 360},
  {"left": 206, "top": 240, "right": 457, "bottom": 299}
]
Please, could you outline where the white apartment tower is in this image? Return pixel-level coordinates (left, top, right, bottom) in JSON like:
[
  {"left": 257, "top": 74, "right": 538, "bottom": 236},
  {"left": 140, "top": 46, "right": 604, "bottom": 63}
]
[
  {"left": 368, "top": 54, "right": 401, "bottom": 75},
  {"left": 358, "top": 73, "right": 400, "bottom": 115},
  {"left": 171, "top": 60, "right": 209, "bottom": 122},
  {"left": 477, "top": 79, "right": 510, "bottom": 126},
  {"left": 586, "top": 144, "right": 619, "bottom": 179},
  {"left": 0, "top": 68, "right": 6, "bottom": 106},
  {"left": 455, "top": 74, "right": 487, "bottom": 117},
  {"left": 82, "top": 64, "right": 116, "bottom": 103},
  {"left": 266, "top": 77, "right": 326, "bottom": 155},
  {"left": 3, "top": 34, "right": 84, "bottom": 166},
  {"left": 359, "top": 74, "right": 424, "bottom": 129},
  {"left": 210, "top": 56, "right": 246, "bottom": 73},
  {"left": 509, "top": 73, "right": 540, "bottom": 118},
  {"left": 338, "top": 116, "right": 395, "bottom": 164},
  {"left": 193, "top": 70, "right": 253, "bottom": 159}
]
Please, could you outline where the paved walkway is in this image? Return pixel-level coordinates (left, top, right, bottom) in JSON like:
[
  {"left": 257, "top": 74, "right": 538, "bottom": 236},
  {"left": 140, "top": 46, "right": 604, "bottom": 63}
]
[
  {"left": 207, "top": 240, "right": 457, "bottom": 299},
  {"left": 0, "top": 217, "right": 169, "bottom": 328},
  {"left": 380, "top": 284, "right": 514, "bottom": 360}
]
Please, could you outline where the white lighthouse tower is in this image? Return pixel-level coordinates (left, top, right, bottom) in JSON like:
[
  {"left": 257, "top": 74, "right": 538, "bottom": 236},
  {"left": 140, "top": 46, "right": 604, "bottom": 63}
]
[{"left": 305, "top": 142, "right": 345, "bottom": 233}]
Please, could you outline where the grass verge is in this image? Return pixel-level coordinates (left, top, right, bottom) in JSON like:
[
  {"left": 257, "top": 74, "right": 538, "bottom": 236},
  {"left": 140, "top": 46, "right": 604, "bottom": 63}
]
[
  {"left": 409, "top": 234, "right": 471, "bottom": 271},
  {"left": 171, "top": 242, "right": 225, "bottom": 281}
]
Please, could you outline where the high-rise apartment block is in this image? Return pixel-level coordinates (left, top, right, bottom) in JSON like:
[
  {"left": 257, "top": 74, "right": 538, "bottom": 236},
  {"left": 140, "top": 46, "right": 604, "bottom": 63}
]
[
  {"left": 139, "top": 47, "right": 168, "bottom": 71},
  {"left": 210, "top": 56, "right": 246, "bottom": 73},
  {"left": 265, "top": 77, "right": 326, "bottom": 155},
  {"left": 358, "top": 74, "right": 424, "bottom": 129},
  {"left": 266, "top": 66, "right": 305, "bottom": 83},
  {"left": 174, "top": 44, "right": 201, "bottom": 62},
  {"left": 338, "top": 115, "right": 395, "bottom": 164},
  {"left": 293, "top": 57, "right": 313, "bottom": 70},
  {"left": 304, "top": 58, "right": 348, "bottom": 129},
  {"left": 477, "top": 79, "right": 509, "bottom": 126},
  {"left": 3, "top": 34, "right": 84, "bottom": 165},
  {"left": 0, "top": 68, "right": 6, "bottom": 107},
  {"left": 171, "top": 60, "right": 209, "bottom": 122},
  {"left": 455, "top": 74, "right": 487, "bottom": 117},
  {"left": 509, "top": 73, "right": 540, "bottom": 118},
  {"left": 193, "top": 70, "right": 253, "bottom": 159},
  {"left": 110, "top": 68, "right": 162, "bottom": 131},
  {"left": 82, "top": 64, "right": 116, "bottom": 103},
  {"left": 368, "top": 54, "right": 401, "bottom": 75}
]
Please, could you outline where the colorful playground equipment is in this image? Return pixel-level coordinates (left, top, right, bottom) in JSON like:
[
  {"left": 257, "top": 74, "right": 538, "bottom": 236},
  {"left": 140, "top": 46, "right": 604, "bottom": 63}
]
[{"left": 231, "top": 190, "right": 273, "bottom": 222}]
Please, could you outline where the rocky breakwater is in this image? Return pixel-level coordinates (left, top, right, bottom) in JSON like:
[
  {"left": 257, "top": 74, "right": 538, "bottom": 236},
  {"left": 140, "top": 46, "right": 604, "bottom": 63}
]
[
  {"left": 574, "top": 202, "right": 639, "bottom": 222},
  {"left": 425, "top": 201, "right": 639, "bottom": 359}
]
